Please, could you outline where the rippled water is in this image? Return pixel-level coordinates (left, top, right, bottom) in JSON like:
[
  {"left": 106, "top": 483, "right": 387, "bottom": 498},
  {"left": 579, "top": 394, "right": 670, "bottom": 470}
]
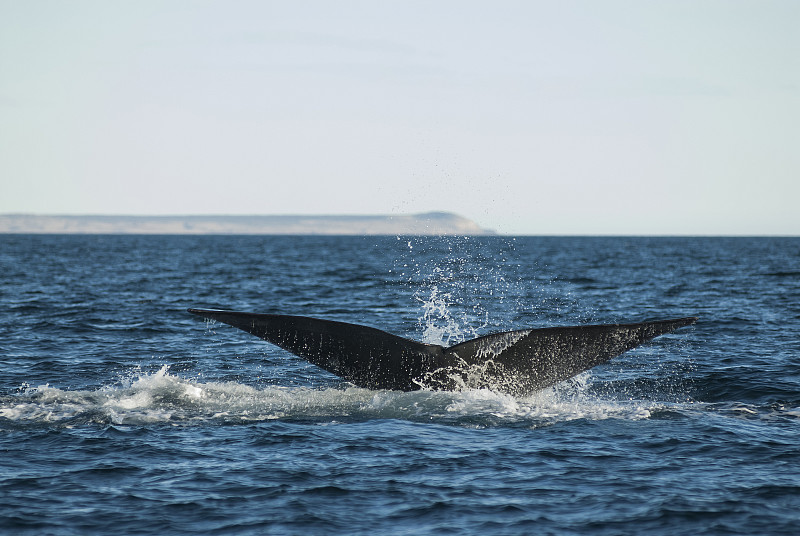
[{"left": 1, "top": 235, "right": 798, "bottom": 535}]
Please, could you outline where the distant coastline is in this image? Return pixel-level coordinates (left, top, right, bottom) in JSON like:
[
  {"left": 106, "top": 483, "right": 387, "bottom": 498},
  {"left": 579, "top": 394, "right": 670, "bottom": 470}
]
[{"left": 0, "top": 212, "right": 495, "bottom": 236}]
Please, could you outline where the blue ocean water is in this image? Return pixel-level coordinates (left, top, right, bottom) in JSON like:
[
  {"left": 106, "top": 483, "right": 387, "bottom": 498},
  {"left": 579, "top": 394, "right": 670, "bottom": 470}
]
[{"left": 1, "top": 234, "right": 798, "bottom": 535}]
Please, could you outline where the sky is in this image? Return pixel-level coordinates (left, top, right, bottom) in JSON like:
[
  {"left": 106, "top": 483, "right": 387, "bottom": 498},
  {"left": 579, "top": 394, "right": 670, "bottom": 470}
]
[{"left": 1, "top": 0, "right": 798, "bottom": 235}]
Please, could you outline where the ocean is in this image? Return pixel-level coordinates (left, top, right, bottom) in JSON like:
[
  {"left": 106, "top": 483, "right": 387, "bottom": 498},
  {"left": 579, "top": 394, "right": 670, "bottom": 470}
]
[{"left": 1, "top": 234, "right": 798, "bottom": 535}]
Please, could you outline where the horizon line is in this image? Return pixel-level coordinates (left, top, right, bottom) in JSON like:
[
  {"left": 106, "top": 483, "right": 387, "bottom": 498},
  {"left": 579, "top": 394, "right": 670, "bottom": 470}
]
[{"left": 0, "top": 213, "right": 796, "bottom": 237}]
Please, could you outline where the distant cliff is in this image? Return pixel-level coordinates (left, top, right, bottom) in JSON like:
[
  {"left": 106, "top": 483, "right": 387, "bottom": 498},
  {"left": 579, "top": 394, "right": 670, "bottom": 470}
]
[{"left": 0, "top": 212, "right": 495, "bottom": 235}]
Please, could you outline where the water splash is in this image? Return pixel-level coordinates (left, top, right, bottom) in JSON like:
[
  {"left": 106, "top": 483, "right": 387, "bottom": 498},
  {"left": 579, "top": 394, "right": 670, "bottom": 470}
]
[
  {"left": 396, "top": 237, "right": 507, "bottom": 344},
  {"left": 1, "top": 366, "right": 660, "bottom": 429},
  {"left": 416, "top": 283, "right": 483, "bottom": 346}
]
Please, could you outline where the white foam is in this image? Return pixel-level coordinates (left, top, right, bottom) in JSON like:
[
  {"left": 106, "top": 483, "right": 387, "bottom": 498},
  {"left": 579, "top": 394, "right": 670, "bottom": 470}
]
[{"left": 0, "top": 366, "right": 657, "bottom": 428}]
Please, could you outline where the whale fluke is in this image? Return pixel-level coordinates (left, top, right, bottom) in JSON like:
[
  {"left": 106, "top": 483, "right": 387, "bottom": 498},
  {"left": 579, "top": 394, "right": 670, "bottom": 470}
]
[{"left": 188, "top": 309, "right": 696, "bottom": 395}]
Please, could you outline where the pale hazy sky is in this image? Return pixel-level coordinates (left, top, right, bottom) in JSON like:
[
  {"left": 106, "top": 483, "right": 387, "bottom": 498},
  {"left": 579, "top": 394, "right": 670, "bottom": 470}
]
[{"left": 1, "top": 1, "right": 798, "bottom": 234}]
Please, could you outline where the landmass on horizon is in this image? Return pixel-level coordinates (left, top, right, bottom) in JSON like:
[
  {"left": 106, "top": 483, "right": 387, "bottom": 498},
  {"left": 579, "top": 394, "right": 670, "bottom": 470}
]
[{"left": 0, "top": 212, "right": 495, "bottom": 236}]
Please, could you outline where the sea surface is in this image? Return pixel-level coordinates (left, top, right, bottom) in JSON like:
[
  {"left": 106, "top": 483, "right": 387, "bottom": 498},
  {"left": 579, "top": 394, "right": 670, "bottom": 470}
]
[{"left": 1, "top": 234, "right": 798, "bottom": 535}]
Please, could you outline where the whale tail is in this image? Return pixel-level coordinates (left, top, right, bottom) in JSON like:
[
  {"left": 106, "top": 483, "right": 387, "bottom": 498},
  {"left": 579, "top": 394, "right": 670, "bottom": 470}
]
[{"left": 188, "top": 309, "right": 696, "bottom": 394}]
